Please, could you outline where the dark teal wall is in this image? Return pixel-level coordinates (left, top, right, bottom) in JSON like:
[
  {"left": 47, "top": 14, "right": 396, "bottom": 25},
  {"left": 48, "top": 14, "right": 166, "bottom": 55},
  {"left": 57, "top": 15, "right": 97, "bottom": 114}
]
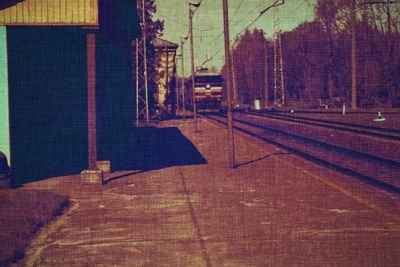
[
  {"left": 7, "top": 27, "right": 88, "bottom": 184},
  {"left": 7, "top": 26, "right": 137, "bottom": 184},
  {"left": 6, "top": 1, "right": 140, "bottom": 184},
  {"left": 95, "top": 31, "right": 135, "bottom": 163}
]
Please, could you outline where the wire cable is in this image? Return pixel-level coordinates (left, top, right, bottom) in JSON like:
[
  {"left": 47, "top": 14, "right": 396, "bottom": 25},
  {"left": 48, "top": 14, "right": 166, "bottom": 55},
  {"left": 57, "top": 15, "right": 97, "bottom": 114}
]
[
  {"left": 280, "top": 0, "right": 310, "bottom": 22},
  {"left": 201, "top": 0, "right": 285, "bottom": 67}
]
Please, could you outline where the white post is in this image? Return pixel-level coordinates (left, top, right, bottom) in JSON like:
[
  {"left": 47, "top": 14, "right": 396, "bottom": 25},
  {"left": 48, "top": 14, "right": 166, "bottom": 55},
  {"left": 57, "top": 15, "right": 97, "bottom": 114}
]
[{"left": 0, "top": 26, "right": 11, "bottom": 165}]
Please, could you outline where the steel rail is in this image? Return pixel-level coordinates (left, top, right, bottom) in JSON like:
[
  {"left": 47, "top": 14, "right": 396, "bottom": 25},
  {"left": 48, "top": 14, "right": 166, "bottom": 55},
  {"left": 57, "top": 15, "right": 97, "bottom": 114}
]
[
  {"left": 224, "top": 113, "right": 400, "bottom": 166},
  {"left": 205, "top": 113, "right": 400, "bottom": 194},
  {"left": 240, "top": 110, "right": 400, "bottom": 140}
]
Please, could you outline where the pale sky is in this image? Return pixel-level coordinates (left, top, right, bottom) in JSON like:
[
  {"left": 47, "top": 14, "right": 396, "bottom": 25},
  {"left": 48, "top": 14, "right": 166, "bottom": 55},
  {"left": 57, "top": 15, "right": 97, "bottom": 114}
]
[{"left": 154, "top": 0, "right": 316, "bottom": 75}]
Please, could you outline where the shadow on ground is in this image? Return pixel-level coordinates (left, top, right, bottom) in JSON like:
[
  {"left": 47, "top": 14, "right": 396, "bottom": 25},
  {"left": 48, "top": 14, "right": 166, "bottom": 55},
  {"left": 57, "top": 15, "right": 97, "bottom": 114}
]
[
  {"left": 12, "top": 126, "right": 206, "bottom": 185},
  {"left": 236, "top": 152, "right": 291, "bottom": 168},
  {"left": 98, "top": 126, "right": 207, "bottom": 172}
]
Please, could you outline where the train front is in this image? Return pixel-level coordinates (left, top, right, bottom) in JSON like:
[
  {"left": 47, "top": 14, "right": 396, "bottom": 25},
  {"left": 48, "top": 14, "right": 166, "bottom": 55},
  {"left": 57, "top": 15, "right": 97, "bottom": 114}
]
[{"left": 193, "top": 71, "right": 223, "bottom": 112}]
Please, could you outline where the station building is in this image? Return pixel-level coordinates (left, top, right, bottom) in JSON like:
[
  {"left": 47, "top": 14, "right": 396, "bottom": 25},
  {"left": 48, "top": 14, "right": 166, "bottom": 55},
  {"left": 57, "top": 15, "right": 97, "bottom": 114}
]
[
  {"left": 0, "top": 0, "right": 140, "bottom": 185},
  {"left": 153, "top": 38, "right": 179, "bottom": 116}
]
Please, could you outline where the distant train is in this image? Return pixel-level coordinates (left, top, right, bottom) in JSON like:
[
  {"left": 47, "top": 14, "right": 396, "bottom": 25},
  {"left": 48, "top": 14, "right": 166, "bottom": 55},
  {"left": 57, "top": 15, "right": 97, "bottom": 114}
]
[{"left": 186, "top": 70, "right": 223, "bottom": 112}]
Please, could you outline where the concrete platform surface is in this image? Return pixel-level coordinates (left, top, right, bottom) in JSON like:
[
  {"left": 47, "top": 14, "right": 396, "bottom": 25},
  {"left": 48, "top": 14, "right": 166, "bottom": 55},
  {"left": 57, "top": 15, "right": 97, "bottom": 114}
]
[{"left": 16, "top": 117, "right": 400, "bottom": 266}]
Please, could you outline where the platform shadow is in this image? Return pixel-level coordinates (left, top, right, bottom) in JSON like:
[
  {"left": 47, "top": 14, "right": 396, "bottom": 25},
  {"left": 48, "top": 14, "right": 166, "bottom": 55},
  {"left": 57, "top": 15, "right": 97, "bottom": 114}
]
[
  {"left": 236, "top": 152, "right": 291, "bottom": 168},
  {"left": 12, "top": 126, "right": 206, "bottom": 186},
  {"left": 98, "top": 126, "right": 208, "bottom": 173},
  {"left": 102, "top": 170, "right": 145, "bottom": 185}
]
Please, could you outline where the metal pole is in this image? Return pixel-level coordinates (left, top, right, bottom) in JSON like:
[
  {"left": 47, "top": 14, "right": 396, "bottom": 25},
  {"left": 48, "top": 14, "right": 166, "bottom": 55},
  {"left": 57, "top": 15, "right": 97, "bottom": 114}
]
[
  {"left": 136, "top": 40, "right": 139, "bottom": 126},
  {"left": 223, "top": 0, "right": 235, "bottom": 168},
  {"left": 189, "top": 7, "right": 198, "bottom": 131},
  {"left": 87, "top": 32, "right": 97, "bottom": 170},
  {"left": 231, "top": 46, "right": 238, "bottom": 107},
  {"left": 387, "top": 0, "right": 392, "bottom": 34},
  {"left": 166, "top": 47, "right": 169, "bottom": 114},
  {"left": 273, "top": 32, "right": 278, "bottom": 103},
  {"left": 264, "top": 41, "right": 269, "bottom": 108},
  {"left": 174, "top": 51, "right": 179, "bottom": 115},
  {"left": 181, "top": 38, "right": 185, "bottom": 112},
  {"left": 142, "top": 0, "right": 150, "bottom": 121},
  {"left": 351, "top": 0, "right": 357, "bottom": 109},
  {"left": 279, "top": 30, "right": 285, "bottom": 105}
]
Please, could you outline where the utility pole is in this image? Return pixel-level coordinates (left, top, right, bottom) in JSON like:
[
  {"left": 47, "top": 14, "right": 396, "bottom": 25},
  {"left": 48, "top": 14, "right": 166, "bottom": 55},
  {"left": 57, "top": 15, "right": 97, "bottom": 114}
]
[
  {"left": 166, "top": 46, "right": 170, "bottom": 114},
  {"left": 175, "top": 59, "right": 179, "bottom": 114},
  {"left": 189, "top": 2, "right": 199, "bottom": 132},
  {"left": 181, "top": 36, "right": 187, "bottom": 112},
  {"left": 264, "top": 40, "right": 269, "bottom": 108},
  {"left": 231, "top": 46, "right": 238, "bottom": 107},
  {"left": 387, "top": 0, "right": 392, "bottom": 33},
  {"left": 223, "top": 0, "right": 235, "bottom": 168},
  {"left": 351, "top": 0, "right": 357, "bottom": 109},
  {"left": 273, "top": 6, "right": 285, "bottom": 106}
]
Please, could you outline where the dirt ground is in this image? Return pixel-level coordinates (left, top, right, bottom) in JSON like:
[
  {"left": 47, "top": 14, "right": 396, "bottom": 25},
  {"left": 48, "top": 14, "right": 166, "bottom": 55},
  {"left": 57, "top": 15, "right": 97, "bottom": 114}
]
[{"left": 0, "top": 189, "right": 69, "bottom": 266}]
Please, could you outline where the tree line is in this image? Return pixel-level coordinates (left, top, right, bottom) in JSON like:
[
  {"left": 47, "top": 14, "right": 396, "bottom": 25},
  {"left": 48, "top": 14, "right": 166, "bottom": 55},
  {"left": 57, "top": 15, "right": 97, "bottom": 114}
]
[{"left": 222, "top": 0, "right": 400, "bottom": 108}]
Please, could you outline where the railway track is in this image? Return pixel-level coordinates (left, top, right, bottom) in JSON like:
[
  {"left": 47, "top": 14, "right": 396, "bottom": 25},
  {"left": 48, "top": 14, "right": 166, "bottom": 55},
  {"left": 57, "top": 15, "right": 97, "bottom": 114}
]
[
  {"left": 236, "top": 111, "right": 400, "bottom": 163},
  {"left": 204, "top": 112, "right": 400, "bottom": 194},
  {"left": 242, "top": 110, "right": 400, "bottom": 141}
]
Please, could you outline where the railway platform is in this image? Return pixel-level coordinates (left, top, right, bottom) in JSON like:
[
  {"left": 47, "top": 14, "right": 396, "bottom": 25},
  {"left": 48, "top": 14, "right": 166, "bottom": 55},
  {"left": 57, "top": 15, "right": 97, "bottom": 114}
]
[{"left": 8, "top": 116, "right": 400, "bottom": 266}]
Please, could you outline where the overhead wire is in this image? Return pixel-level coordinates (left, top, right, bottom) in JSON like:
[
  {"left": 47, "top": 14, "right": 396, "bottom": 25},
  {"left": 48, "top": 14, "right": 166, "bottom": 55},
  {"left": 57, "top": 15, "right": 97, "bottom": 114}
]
[
  {"left": 182, "top": 0, "right": 207, "bottom": 42},
  {"left": 280, "top": 0, "right": 311, "bottom": 22},
  {"left": 182, "top": 0, "right": 296, "bottom": 73},
  {"left": 203, "top": 0, "right": 314, "bottom": 68},
  {"left": 200, "top": 0, "right": 285, "bottom": 68},
  {"left": 162, "top": 14, "right": 219, "bottom": 31},
  {"left": 231, "top": 0, "right": 245, "bottom": 20},
  {"left": 174, "top": 0, "right": 244, "bottom": 36},
  {"left": 208, "top": 0, "right": 260, "bottom": 46},
  {"left": 185, "top": 0, "right": 258, "bottom": 56}
]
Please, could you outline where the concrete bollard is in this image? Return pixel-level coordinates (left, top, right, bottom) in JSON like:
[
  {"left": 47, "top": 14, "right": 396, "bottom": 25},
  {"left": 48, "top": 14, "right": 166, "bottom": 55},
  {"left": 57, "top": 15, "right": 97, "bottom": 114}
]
[
  {"left": 96, "top": 161, "right": 111, "bottom": 177},
  {"left": 342, "top": 103, "right": 346, "bottom": 115},
  {"left": 80, "top": 170, "right": 103, "bottom": 185},
  {"left": 81, "top": 161, "right": 111, "bottom": 185}
]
